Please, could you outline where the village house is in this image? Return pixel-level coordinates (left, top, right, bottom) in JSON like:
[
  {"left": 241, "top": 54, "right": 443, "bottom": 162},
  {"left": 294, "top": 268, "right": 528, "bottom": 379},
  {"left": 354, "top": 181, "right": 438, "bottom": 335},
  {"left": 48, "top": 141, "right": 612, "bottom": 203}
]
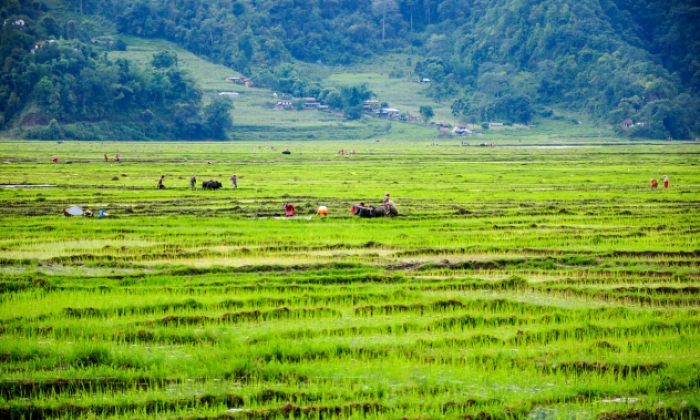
[
  {"left": 275, "top": 100, "right": 293, "bottom": 109},
  {"left": 490, "top": 122, "right": 504, "bottom": 127},
  {"left": 226, "top": 76, "right": 243, "bottom": 83},
  {"left": 620, "top": 118, "right": 633, "bottom": 129},
  {"left": 452, "top": 125, "right": 473, "bottom": 135},
  {"left": 31, "top": 39, "right": 58, "bottom": 53},
  {"left": 275, "top": 97, "right": 327, "bottom": 110},
  {"left": 303, "top": 101, "right": 321, "bottom": 109},
  {"left": 90, "top": 38, "right": 114, "bottom": 46},
  {"left": 373, "top": 108, "right": 401, "bottom": 118},
  {"left": 363, "top": 100, "right": 380, "bottom": 110}
]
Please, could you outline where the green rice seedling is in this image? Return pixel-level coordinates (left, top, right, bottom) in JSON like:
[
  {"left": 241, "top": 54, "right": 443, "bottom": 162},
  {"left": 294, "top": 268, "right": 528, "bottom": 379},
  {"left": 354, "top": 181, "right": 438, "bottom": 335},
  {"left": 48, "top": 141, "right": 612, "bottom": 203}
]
[{"left": 0, "top": 141, "right": 699, "bottom": 418}]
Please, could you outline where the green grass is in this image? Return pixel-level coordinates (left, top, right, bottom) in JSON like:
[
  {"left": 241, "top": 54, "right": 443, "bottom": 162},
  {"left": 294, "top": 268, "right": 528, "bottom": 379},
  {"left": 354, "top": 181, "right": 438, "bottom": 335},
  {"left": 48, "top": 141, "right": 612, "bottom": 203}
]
[{"left": 0, "top": 140, "right": 699, "bottom": 419}]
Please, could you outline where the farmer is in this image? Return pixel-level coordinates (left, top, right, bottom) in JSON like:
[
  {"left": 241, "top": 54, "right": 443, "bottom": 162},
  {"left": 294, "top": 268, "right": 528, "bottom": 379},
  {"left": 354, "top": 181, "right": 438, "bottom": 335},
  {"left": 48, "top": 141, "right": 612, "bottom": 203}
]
[
  {"left": 650, "top": 178, "right": 658, "bottom": 189},
  {"left": 283, "top": 203, "right": 296, "bottom": 217},
  {"left": 317, "top": 204, "right": 328, "bottom": 217},
  {"left": 114, "top": 154, "right": 120, "bottom": 163},
  {"left": 663, "top": 175, "right": 669, "bottom": 188},
  {"left": 230, "top": 174, "right": 237, "bottom": 189},
  {"left": 158, "top": 175, "right": 165, "bottom": 189},
  {"left": 52, "top": 156, "right": 58, "bottom": 163},
  {"left": 382, "top": 194, "right": 399, "bottom": 216},
  {"left": 190, "top": 175, "right": 196, "bottom": 190},
  {"left": 382, "top": 192, "right": 391, "bottom": 204},
  {"left": 103, "top": 154, "right": 108, "bottom": 162}
]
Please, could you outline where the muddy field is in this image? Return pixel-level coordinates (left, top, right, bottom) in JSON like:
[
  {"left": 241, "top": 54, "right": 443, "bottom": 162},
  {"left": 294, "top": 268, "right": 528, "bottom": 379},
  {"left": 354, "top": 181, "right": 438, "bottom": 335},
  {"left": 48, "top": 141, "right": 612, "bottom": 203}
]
[{"left": 1, "top": 141, "right": 699, "bottom": 419}]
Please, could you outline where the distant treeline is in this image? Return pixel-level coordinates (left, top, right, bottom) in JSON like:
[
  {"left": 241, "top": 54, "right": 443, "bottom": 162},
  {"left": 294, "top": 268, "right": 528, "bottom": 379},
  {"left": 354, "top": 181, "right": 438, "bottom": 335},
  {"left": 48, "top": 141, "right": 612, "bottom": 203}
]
[
  {"left": 0, "top": 0, "right": 232, "bottom": 139},
  {"left": 1, "top": 0, "right": 699, "bottom": 139},
  {"left": 107, "top": 0, "right": 700, "bottom": 138}
]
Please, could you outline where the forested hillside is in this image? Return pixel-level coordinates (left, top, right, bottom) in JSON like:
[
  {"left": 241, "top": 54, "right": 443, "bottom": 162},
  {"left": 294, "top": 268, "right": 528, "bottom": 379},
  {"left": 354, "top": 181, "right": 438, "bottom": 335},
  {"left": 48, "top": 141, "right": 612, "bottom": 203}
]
[
  {"left": 111, "top": 0, "right": 700, "bottom": 138},
  {"left": 1, "top": 0, "right": 699, "bottom": 139},
  {"left": 0, "top": 0, "right": 232, "bottom": 139}
]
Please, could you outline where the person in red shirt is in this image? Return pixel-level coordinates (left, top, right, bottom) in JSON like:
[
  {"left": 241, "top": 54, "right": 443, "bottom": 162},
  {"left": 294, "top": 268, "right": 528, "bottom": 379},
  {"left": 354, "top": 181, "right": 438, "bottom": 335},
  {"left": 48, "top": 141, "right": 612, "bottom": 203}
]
[
  {"left": 283, "top": 203, "right": 296, "bottom": 217},
  {"left": 650, "top": 178, "right": 658, "bottom": 189}
]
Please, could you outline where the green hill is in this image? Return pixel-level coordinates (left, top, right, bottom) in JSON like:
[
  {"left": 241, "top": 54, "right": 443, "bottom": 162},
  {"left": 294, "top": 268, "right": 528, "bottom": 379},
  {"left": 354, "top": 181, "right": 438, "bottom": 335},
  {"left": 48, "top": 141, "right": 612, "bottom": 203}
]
[{"left": 1, "top": 0, "right": 698, "bottom": 140}]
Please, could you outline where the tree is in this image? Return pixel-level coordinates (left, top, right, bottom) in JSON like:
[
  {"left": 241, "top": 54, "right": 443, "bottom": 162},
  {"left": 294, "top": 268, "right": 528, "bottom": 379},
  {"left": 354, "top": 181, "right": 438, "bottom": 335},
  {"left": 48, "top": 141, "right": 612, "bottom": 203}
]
[
  {"left": 47, "top": 119, "right": 64, "bottom": 140},
  {"left": 237, "top": 29, "right": 255, "bottom": 61},
  {"left": 232, "top": 1, "right": 245, "bottom": 16},
  {"left": 204, "top": 96, "right": 233, "bottom": 139},
  {"left": 141, "top": 109, "right": 154, "bottom": 136},
  {"left": 423, "top": 63, "right": 445, "bottom": 83},
  {"left": 66, "top": 20, "right": 76, "bottom": 39},
  {"left": 419, "top": 104, "right": 434, "bottom": 123},
  {"left": 340, "top": 84, "right": 374, "bottom": 120},
  {"left": 151, "top": 50, "right": 178, "bottom": 68},
  {"left": 451, "top": 98, "right": 464, "bottom": 116},
  {"left": 372, "top": 0, "right": 398, "bottom": 41}
]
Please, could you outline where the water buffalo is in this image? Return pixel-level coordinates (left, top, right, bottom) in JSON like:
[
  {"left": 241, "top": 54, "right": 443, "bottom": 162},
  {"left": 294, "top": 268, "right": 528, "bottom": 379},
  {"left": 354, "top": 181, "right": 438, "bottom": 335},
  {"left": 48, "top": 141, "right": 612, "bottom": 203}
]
[
  {"left": 351, "top": 202, "right": 398, "bottom": 218},
  {"left": 202, "top": 180, "right": 222, "bottom": 190}
]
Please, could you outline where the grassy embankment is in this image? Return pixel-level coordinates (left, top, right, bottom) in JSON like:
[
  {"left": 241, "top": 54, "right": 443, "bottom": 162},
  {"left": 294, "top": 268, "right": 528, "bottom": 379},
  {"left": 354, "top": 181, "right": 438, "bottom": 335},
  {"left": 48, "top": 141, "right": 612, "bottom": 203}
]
[{"left": 1, "top": 141, "right": 699, "bottom": 419}]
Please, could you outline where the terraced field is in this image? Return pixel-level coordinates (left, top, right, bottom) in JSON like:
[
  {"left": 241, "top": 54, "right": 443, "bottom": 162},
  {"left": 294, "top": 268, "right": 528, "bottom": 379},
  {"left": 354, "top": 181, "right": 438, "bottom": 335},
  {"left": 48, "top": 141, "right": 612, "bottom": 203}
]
[{"left": 1, "top": 140, "right": 700, "bottom": 419}]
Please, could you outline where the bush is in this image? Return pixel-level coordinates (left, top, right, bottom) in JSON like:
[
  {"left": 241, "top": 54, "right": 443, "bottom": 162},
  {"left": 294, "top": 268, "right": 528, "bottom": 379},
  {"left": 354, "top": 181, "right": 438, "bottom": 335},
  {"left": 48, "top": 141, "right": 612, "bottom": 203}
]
[{"left": 114, "top": 39, "right": 127, "bottom": 51}]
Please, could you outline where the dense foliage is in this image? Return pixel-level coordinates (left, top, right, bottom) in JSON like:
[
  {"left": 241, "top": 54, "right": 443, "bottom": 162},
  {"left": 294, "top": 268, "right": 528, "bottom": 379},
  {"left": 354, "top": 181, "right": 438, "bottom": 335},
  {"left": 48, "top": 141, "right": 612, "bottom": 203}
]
[
  {"left": 431, "top": 0, "right": 700, "bottom": 137},
  {"left": 0, "top": 0, "right": 233, "bottom": 139},
  {"left": 109, "top": 0, "right": 699, "bottom": 138},
  {"left": 2, "top": 0, "right": 699, "bottom": 139}
]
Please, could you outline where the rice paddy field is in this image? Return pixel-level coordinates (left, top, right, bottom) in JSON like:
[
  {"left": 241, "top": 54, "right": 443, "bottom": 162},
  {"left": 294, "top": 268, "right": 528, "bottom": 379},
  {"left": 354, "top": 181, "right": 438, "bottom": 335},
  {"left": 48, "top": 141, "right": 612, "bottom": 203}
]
[{"left": 1, "top": 140, "right": 700, "bottom": 419}]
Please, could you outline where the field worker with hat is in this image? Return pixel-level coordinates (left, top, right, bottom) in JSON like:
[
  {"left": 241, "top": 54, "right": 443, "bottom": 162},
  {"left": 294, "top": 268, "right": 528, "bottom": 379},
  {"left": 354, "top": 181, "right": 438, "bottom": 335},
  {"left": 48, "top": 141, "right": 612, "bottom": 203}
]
[
  {"left": 663, "top": 175, "right": 669, "bottom": 188},
  {"left": 230, "top": 174, "right": 237, "bottom": 189},
  {"left": 317, "top": 204, "right": 328, "bottom": 217},
  {"left": 382, "top": 192, "right": 390, "bottom": 204},
  {"left": 650, "top": 178, "right": 658, "bottom": 189}
]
